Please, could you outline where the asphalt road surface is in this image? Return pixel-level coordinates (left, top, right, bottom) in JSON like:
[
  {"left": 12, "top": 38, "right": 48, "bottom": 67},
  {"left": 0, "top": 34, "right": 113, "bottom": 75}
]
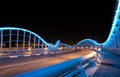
[{"left": 0, "top": 50, "right": 93, "bottom": 77}]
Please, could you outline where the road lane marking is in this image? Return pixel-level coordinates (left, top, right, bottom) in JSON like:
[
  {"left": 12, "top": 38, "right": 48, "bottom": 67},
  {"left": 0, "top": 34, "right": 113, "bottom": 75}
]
[
  {"left": 0, "top": 58, "right": 53, "bottom": 69},
  {"left": 24, "top": 55, "right": 31, "bottom": 57},
  {"left": 9, "top": 55, "right": 18, "bottom": 58}
]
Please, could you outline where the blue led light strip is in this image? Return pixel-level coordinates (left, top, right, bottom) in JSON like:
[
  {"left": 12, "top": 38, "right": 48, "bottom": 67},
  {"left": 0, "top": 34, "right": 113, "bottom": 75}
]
[
  {"left": 75, "top": 39, "right": 100, "bottom": 46},
  {"left": 106, "top": 0, "right": 120, "bottom": 43},
  {"left": 0, "top": 27, "right": 60, "bottom": 48}
]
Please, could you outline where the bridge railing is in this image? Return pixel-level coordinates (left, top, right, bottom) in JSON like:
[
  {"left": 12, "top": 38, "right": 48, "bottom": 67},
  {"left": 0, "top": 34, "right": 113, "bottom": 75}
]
[{"left": 0, "top": 27, "right": 61, "bottom": 58}]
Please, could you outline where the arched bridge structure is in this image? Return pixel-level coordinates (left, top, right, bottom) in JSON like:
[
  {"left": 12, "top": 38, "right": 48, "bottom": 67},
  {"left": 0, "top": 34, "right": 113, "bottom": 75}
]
[
  {"left": 74, "top": 39, "right": 101, "bottom": 51},
  {"left": 0, "top": 27, "right": 60, "bottom": 57},
  {"left": 71, "top": 0, "right": 120, "bottom": 50},
  {"left": 9, "top": 1, "right": 120, "bottom": 77},
  {"left": 103, "top": 0, "right": 120, "bottom": 48}
]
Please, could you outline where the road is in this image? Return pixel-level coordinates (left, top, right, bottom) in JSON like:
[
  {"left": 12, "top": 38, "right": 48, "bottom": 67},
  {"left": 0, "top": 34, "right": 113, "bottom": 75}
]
[{"left": 0, "top": 50, "right": 93, "bottom": 77}]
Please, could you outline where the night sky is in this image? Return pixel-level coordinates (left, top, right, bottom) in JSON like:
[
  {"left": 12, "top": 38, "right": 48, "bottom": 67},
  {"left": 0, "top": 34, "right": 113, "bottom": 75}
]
[{"left": 0, "top": 0, "right": 117, "bottom": 45}]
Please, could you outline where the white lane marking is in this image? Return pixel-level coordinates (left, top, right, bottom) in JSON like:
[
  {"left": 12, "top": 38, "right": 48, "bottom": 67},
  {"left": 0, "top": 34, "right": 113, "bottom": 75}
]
[
  {"left": 35, "top": 54, "right": 40, "bottom": 55},
  {"left": 0, "top": 58, "right": 52, "bottom": 69},
  {"left": 24, "top": 55, "right": 31, "bottom": 57},
  {"left": 9, "top": 55, "right": 18, "bottom": 58}
]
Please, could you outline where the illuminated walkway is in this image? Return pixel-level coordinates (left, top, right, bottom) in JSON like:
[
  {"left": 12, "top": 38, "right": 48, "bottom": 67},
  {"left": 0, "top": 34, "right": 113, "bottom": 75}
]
[{"left": 92, "top": 49, "right": 120, "bottom": 77}]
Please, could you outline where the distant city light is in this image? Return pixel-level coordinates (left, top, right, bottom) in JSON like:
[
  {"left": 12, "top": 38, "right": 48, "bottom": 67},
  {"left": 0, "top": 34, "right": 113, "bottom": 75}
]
[{"left": 28, "top": 47, "right": 31, "bottom": 51}]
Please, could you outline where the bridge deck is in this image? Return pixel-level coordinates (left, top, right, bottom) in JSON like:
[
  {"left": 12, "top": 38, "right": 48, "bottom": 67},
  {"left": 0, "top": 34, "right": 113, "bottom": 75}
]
[
  {"left": 0, "top": 50, "right": 92, "bottom": 77},
  {"left": 93, "top": 50, "right": 120, "bottom": 77}
]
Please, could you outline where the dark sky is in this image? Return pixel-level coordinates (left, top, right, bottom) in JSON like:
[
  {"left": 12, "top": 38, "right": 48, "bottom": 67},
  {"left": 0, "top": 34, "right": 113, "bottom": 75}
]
[{"left": 0, "top": 0, "right": 117, "bottom": 45}]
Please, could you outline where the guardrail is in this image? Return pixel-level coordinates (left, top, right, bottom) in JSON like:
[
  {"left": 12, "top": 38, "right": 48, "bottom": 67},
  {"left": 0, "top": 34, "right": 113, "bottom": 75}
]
[{"left": 15, "top": 52, "right": 96, "bottom": 77}]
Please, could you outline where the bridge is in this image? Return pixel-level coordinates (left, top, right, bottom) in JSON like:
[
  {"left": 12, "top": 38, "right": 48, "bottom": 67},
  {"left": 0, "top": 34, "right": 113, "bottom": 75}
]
[
  {"left": 0, "top": 27, "right": 61, "bottom": 58},
  {"left": 1, "top": 0, "right": 120, "bottom": 77}
]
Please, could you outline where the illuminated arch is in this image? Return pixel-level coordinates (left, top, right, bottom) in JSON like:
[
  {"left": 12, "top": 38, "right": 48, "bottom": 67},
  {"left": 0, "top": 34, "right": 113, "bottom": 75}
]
[
  {"left": 75, "top": 39, "right": 100, "bottom": 49},
  {"left": 0, "top": 27, "right": 60, "bottom": 51},
  {"left": 103, "top": 0, "right": 120, "bottom": 48}
]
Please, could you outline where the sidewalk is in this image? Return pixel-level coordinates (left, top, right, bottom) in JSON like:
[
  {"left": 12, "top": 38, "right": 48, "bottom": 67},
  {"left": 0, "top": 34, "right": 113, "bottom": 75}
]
[{"left": 92, "top": 50, "right": 120, "bottom": 77}]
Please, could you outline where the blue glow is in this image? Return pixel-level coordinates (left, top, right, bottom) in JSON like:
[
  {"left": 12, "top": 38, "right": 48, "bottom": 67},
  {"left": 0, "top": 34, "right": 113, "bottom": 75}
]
[
  {"left": 14, "top": 58, "right": 81, "bottom": 77},
  {"left": 0, "top": 27, "right": 60, "bottom": 48},
  {"left": 75, "top": 39, "right": 100, "bottom": 46},
  {"left": 105, "top": 0, "right": 120, "bottom": 43}
]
